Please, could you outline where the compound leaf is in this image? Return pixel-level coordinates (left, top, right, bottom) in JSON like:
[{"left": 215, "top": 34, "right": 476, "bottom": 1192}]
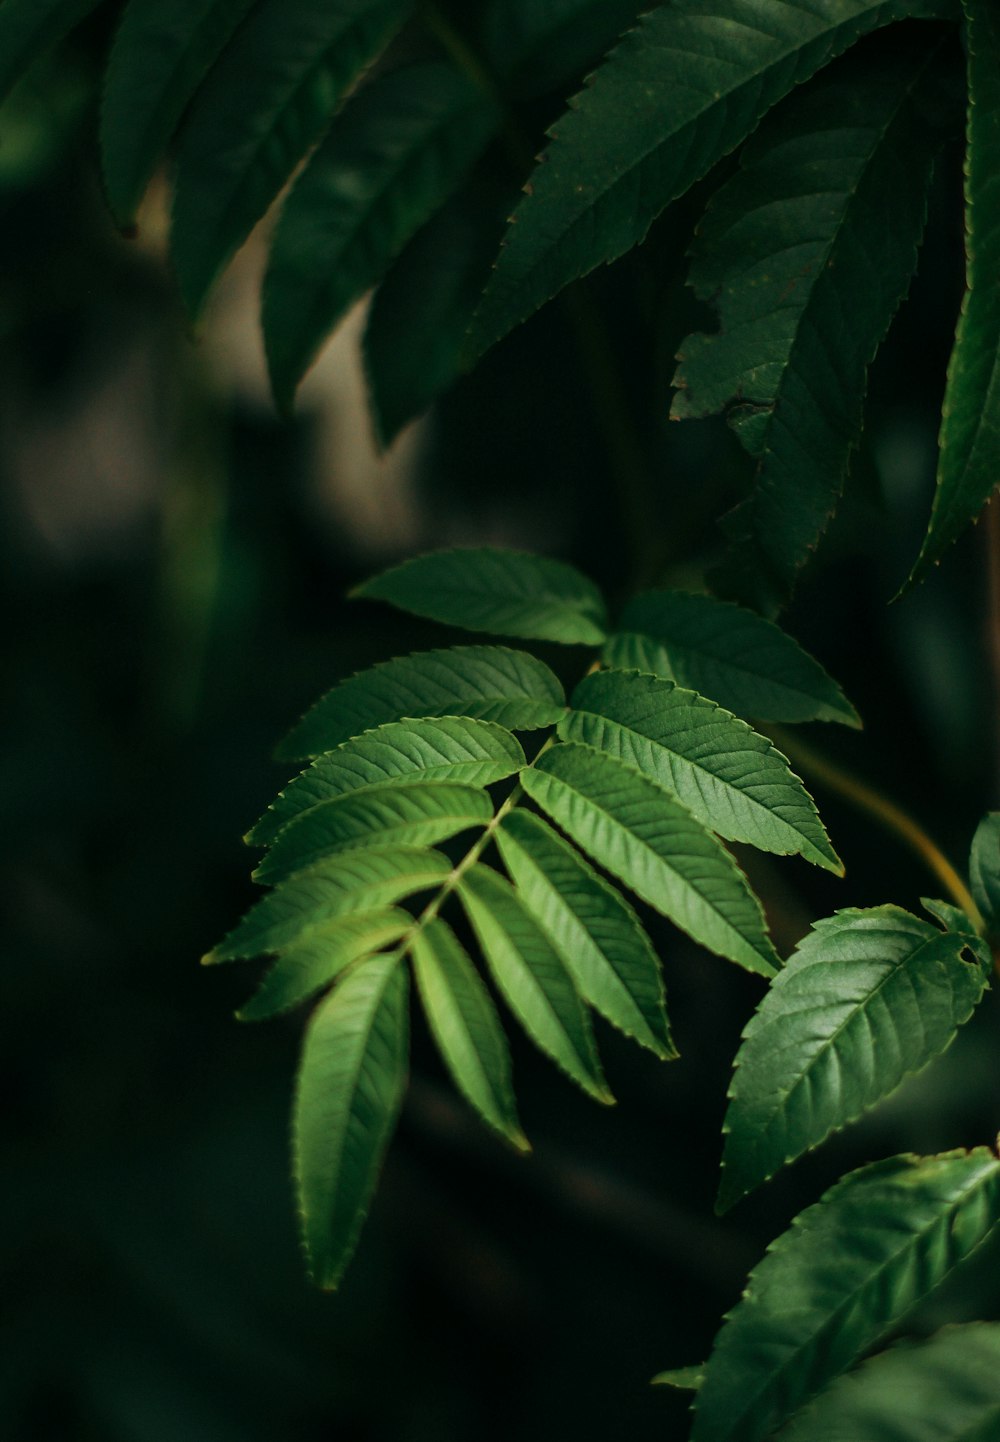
[
  {"left": 563, "top": 669, "right": 841, "bottom": 872},
  {"left": 692, "top": 1149, "right": 1000, "bottom": 1442},
  {"left": 277, "top": 645, "right": 565, "bottom": 762},
  {"left": 522, "top": 741, "right": 779, "bottom": 977},
  {"left": 719, "top": 907, "right": 992, "bottom": 1210},
  {"left": 354, "top": 547, "right": 609, "bottom": 645},
  {"left": 295, "top": 952, "right": 409, "bottom": 1288}
]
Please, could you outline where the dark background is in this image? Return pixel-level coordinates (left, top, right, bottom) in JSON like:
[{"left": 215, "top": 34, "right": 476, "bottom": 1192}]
[{"left": 4, "top": 17, "right": 1000, "bottom": 1440}]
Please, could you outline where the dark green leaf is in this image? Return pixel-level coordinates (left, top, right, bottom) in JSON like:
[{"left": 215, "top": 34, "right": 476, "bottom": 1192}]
[
  {"left": 295, "top": 952, "right": 409, "bottom": 1288},
  {"left": 911, "top": 0, "right": 1000, "bottom": 581},
  {"left": 277, "top": 645, "right": 565, "bottom": 762},
  {"left": 0, "top": 0, "right": 103, "bottom": 107},
  {"left": 522, "top": 741, "right": 779, "bottom": 977},
  {"left": 410, "top": 915, "right": 526, "bottom": 1147},
  {"left": 692, "top": 1149, "right": 1000, "bottom": 1442},
  {"left": 719, "top": 907, "right": 991, "bottom": 1210},
  {"left": 482, "top": 0, "right": 644, "bottom": 100},
  {"left": 496, "top": 808, "right": 674, "bottom": 1057},
  {"left": 254, "top": 780, "right": 493, "bottom": 885},
  {"left": 250, "top": 716, "right": 524, "bottom": 846},
  {"left": 922, "top": 895, "right": 977, "bottom": 933},
  {"left": 563, "top": 669, "right": 841, "bottom": 872},
  {"left": 264, "top": 60, "right": 499, "bottom": 410},
  {"left": 354, "top": 547, "right": 608, "bottom": 645},
  {"left": 604, "top": 590, "right": 859, "bottom": 726},
  {"left": 171, "top": 0, "right": 414, "bottom": 316},
  {"left": 465, "top": 0, "right": 955, "bottom": 362},
  {"left": 970, "top": 812, "right": 1000, "bottom": 925},
  {"left": 100, "top": 0, "right": 257, "bottom": 223},
  {"left": 458, "top": 863, "right": 611, "bottom": 1103}
]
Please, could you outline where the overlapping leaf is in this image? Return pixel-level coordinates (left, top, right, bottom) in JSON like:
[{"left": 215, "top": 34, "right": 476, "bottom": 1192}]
[
  {"left": 970, "top": 812, "right": 1000, "bottom": 925},
  {"left": 691, "top": 1150, "right": 1000, "bottom": 1442},
  {"left": 719, "top": 907, "right": 992, "bottom": 1211},
  {"left": 481, "top": 0, "right": 644, "bottom": 100},
  {"left": 0, "top": 0, "right": 104, "bottom": 106}
]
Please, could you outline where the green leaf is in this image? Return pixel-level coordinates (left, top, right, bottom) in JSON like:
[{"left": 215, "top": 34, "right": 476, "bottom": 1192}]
[
  {"left": 563, "top": 669, "right": 841, "bottom": 873},
  {"left": 238, "top": 906, "right": 413, "bottom": 1021},
  {"left": 482, "top": 0, "right": 644, "bottom": 100},
  {"left": 970, "top": 813, "right": 1000, "bottom": 925},
  {"left": 250, "top": 716, "right": 525, "bottom": 846},
  {"left": 458, "top": 863, "right": 611, "bottom": 1103},
  {"left": 674, "top": 35, "right": 953, "bottom": 600},
  {"left": 719, "top": 907, "right": 991, "bottom": 1211},
  {"left": 254, "top": 780, "right": 493, "bottom": 885},
  {"left": 354, "top": 547, "right": 609, "bottom": 645},
  {"left": 264, "top": 60, "right": 499, "bottom": 410},
  {"left": 911, "top": 0, "right": 1000, "bottom": 581},
  {"left": 922, "top": 895, "right": 977, "bottom": 933},
  {"left": 465, "top": 0, "right": 955, "bottom": 361},
  {"left": 100, "top": 0, "right": 258, "bottom": 224},
  {"left": 410, "top": 915, "right": 527, "bottom": 1148},
  {"left": 496, "top": 809, "right": 674, "bottom": 1058},
  {"left": 691, "top": 1149, "right": 1000, "bottom": 1442},
  {"left": 295, "top": 952, "right": 409, "bottom": 1289},
  {"left": 652, "top": 1366, "right": 705, "bottom": 1392},
  {"left": 604, "top": 590, "right": 859, "bottom": 727},
  {"left": 277, "top": 645, "right": 566, "bottom": 762},
  {"left": 522, "top": 741, "right": 779, "bottom": 977},
  {"left": 0, "top": 0, "right": 103, "bottom": 108},
  {"left": 777, "top": 1323, "right": 1000, "bottom": 1442},
  {"left": 170, "top": 0, "right": 414, "bottom": 317},
  {"left": 204, "top": 845, "right": 450, "bottom": 961}
]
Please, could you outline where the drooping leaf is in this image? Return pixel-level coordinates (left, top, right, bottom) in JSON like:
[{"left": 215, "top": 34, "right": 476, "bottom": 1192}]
[
  {"left": 603, "top": 590, "right": 859, "bottom": 727},
  {"left": 277, "top": 645, "right": 565, "bottom": 762},
  {"left": 522, "top": 741, "right": 779, "bottom": 977},
  {"left": 496, "top": 808, "right": 674, "bottom": 1057},
  {"left": 204, "top": 845, "right": 450, "bottom": 961},
  {"left": 777, "top": 1323, "right": 1000, "bottom": 1442},
  {"left": 409, "top": 915, "right": 526, "bottom": 1148},
  {"left": 171, "top": 0, "right": 414, "bottom": 317},
  {"left": 353, "top": 546, "right": 609, "bottom": 645},
  {"left": 563, "top": 669, "right": 841, "bottom": 872},
  {"left": 295, "top": 952, "right": 409, "bottom": 1289},
  {"left": 100, "top": 0, "right": 258, "bottom": 223},
  {"left": 458, "top": 863, "right": 611, "bottom": 1103},
  {"left": 0, "top": 0, "right": 103, "bottom": 107},
  {"left": 465, "top": 0, "right": 955, "bottom": 362},
  {"left": 719, "top": 907, "right": 992, "bottom": 1211},
  {"left": 970, "top": 812, "right": 1000, "bottom": 925},
  {"left": 250, "top": 716, "right": 525, "bottom": 846},
  {"left": 264, "top": 60, "right": 499, "bottom": 410},
  {"left": 238, "top": 906, "right": 413, "bottom": 1021},
  {"left": 652, "top": 1366, "right": 705, "bottom": 1391},
  {"left": 481, "top": 0, "right": 644, "bottom": 100},
  {"left": 692, "top": 1149, "right": 1000, "bottom": 1442},
  {"left": 911, "top": 0, "right": 1000, "bottom": 581},
  {"left": 254, "top": 780, "right": 493, "bottom": 885},
  {"left": 673, "top": 34, "right": 955, "bottom": 600}
]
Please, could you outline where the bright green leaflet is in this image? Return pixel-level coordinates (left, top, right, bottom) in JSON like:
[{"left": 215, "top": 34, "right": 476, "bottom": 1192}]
[
  {"left": 249, "top": 716, "right": 525, "bottom": 845},
  {"left": 522, "top": 741, "right": 779, "bottom": 977},
  {"left": 481, "top": 0, "right": 644, "bottom": 99},
  {"left": 652, "top": 1366, "right": 705, "bottom": 1391},
  {"left": 496, "top": 809, "right": 673, "bottom": 1058},
  {"left": 604, "top": 589, "right": 859, "bottom": 727},
  {"left": 264, "top": 61, "right": 499, "bottom": 410},
  {"left": 458, "top": 864, "right": 611, "bottom": 1103},
  {"left": 0, "top": 0, "right": 103, "bottom": 107},
  {"left": 718, "top": 907, "right": 992, "bottom": 1210},
  {"left": 410, "top": 915, "right": 526, "bottom": 1148},
  {"left": 254, "top": 780, "right": 493, "bottom": 885},
  {"left": 690, "top": 1150, "right": 1000, "bottom": 1442},
  {"left": 563, "top": 669, "right": 841, "bottom": 872},
  {"left": 295, "top": 953, "right": 409, "bottom": 1289},
  {"left": 674, "top": 35, "right": 952, "bottom": 601},
  {"left": 171, "top": 0, "right": 414, "bottom": 317},
  {"left": 100, "top": 0, "right": 258, "bottom": 223},
  {"left": 970, "top": 812, "right": 1000, "bottom": 924},
  {"left": 237, "top": 906, "right": 414, "bottom": 1021},
  {"left": 777, "top": 1323, "right": 1000, "bottom": 1442},
  {"left": 276, "top": 645, "right": 565, "bottom": 762},
  {"left": 465, "top": 0, "right": 956, "bottom": 362},
  {"left": 203, "top": 845, "right": 451, "bottom": 961},
  {"left": 911, "top": 0, "right": 1000, "bottom": 581},
  {"left": 354, "top": 546, "right": 609, "bottom": 645}
]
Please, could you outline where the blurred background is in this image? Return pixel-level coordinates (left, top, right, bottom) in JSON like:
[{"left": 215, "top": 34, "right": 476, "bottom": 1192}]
[{"left": 4, "top": 13, "right": 1000, "bottom": 1441}]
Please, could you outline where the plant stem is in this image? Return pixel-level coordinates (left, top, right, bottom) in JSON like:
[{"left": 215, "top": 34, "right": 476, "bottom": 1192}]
[{"left": 772, "top": 728, "right": 984, "bottom": 932}]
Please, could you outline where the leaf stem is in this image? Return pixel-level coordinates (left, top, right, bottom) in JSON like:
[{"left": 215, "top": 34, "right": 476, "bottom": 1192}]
[{"left": 772, "top": 728, "right": 984, "bottom": 931}]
